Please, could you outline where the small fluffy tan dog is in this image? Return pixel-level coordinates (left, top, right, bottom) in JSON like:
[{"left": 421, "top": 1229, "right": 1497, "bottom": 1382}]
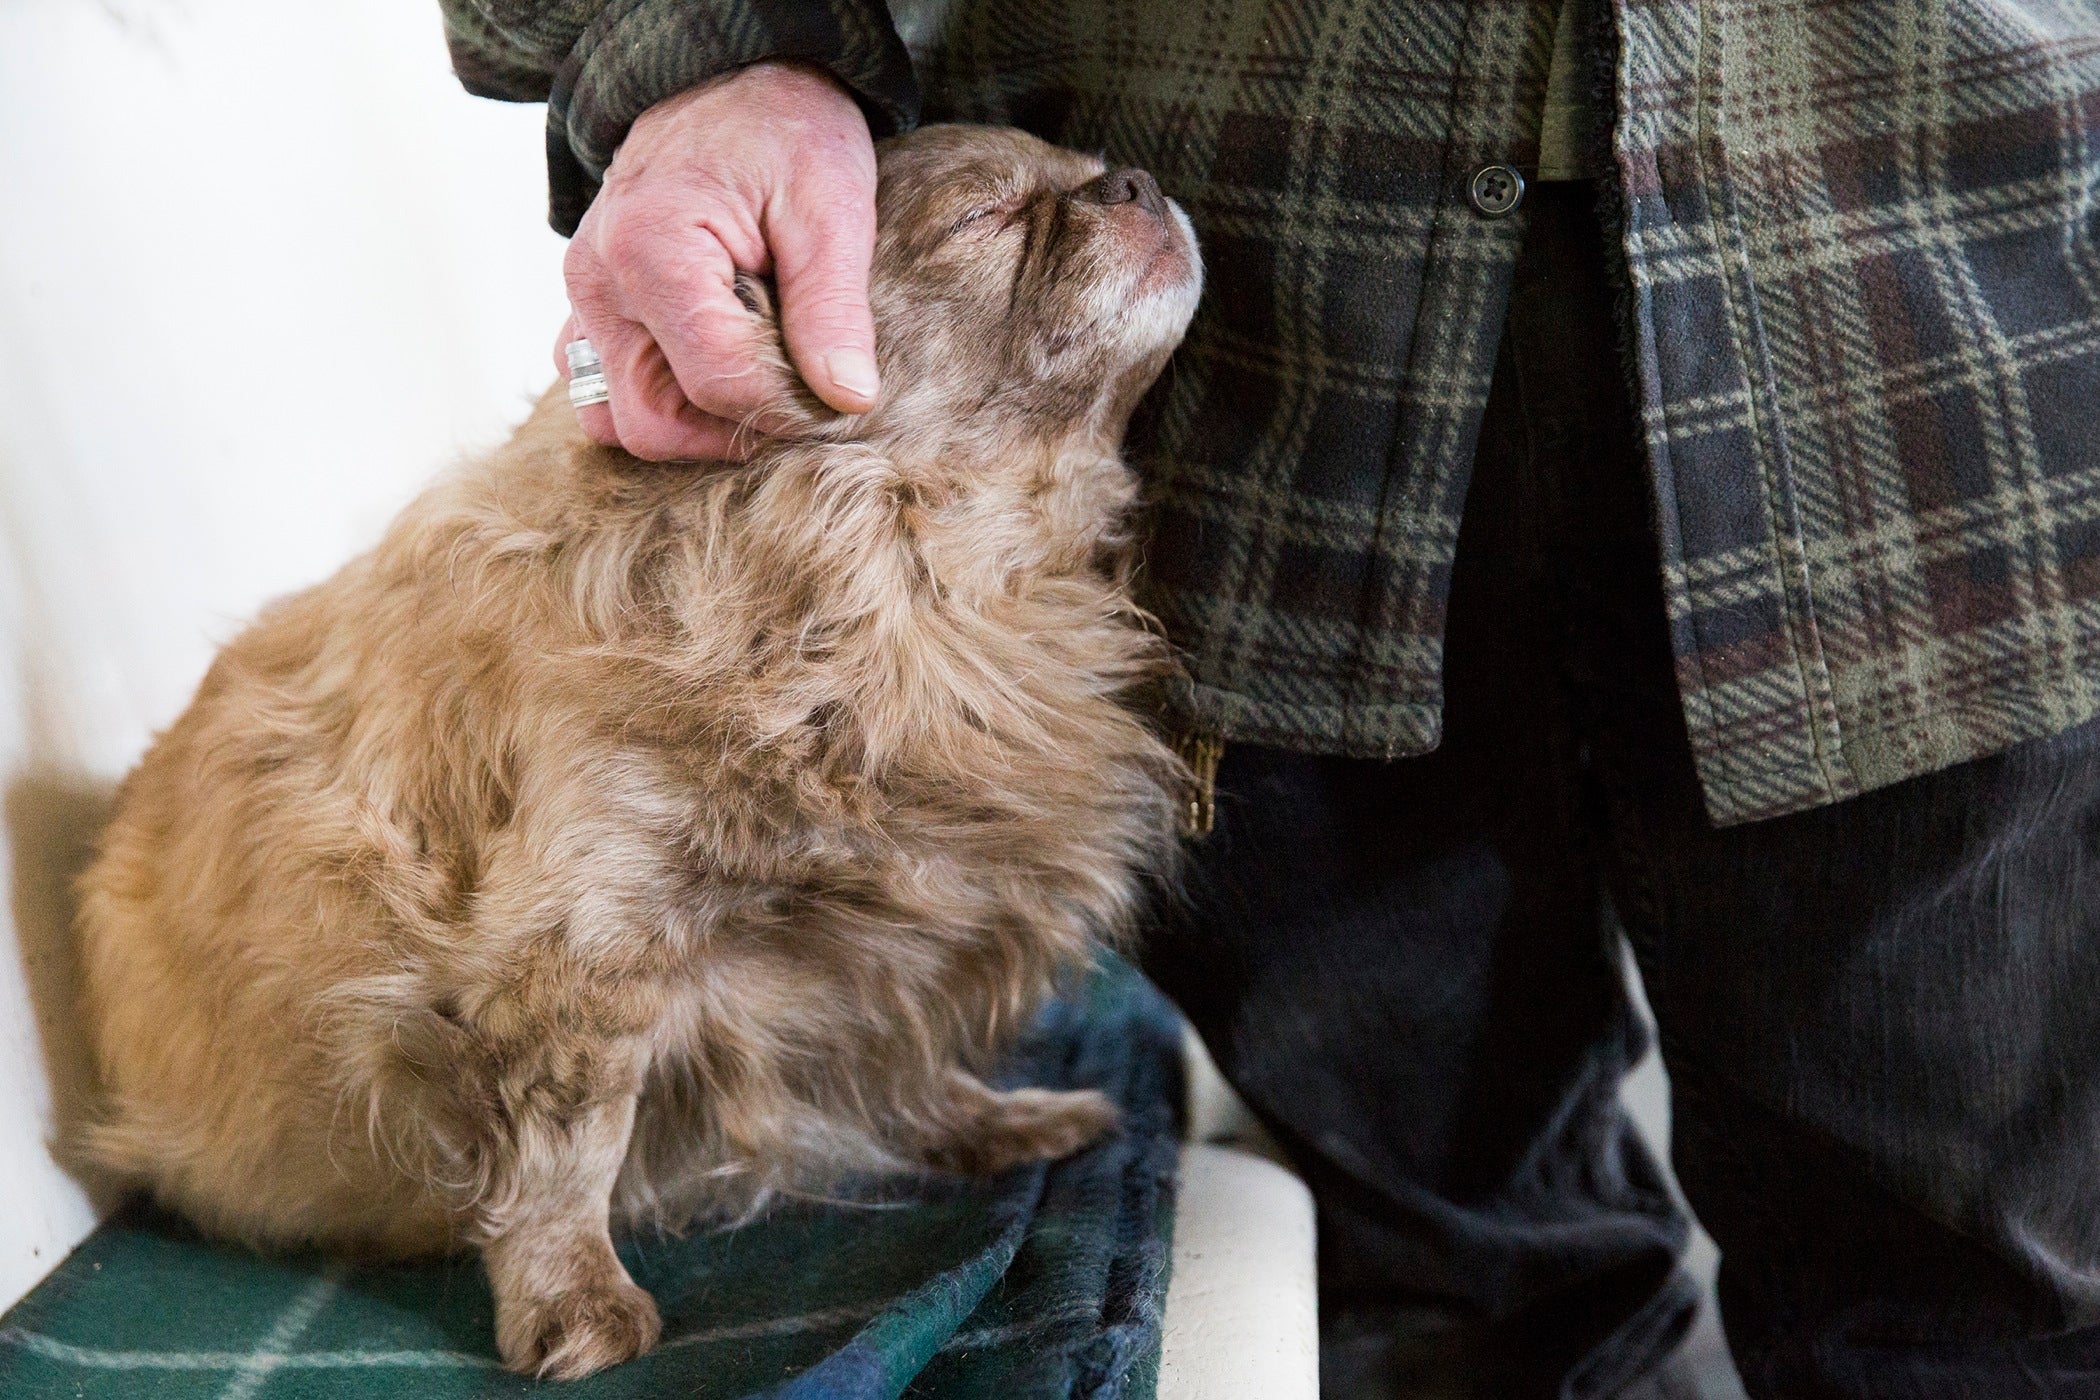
[{"left": 75, "top": 125, "right": 1201, "bottom": 1379}]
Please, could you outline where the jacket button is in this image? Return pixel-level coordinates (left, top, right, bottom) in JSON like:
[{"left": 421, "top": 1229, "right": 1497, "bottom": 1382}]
[{"left": 1469, "top": 164, "right": 1525, "bottom": 217}]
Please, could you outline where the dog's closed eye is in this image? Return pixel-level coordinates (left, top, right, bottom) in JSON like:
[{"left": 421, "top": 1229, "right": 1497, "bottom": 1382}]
[{"left": 948, "top": 199, "right": 1022, "bottom": 237}]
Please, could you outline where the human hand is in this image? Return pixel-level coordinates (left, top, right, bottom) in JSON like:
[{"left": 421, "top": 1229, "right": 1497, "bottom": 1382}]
[{"left": 557, "top": 62, "right": 880, "bottom": 460}]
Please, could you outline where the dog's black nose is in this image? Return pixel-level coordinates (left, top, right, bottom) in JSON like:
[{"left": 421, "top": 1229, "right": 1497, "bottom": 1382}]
[{"left": 1077, "top": 167, "right": 1168, "bottom": 220}]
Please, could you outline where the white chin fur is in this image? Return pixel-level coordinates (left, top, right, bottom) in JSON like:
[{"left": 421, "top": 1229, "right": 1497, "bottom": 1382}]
[{"left": 1109, "top": 200, "right": 1204, "bottom": 353}]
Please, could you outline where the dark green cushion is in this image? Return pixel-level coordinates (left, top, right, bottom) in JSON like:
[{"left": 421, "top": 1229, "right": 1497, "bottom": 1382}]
[{"left": 0, "top": 956, "right": 1184, "bottom": 1399}]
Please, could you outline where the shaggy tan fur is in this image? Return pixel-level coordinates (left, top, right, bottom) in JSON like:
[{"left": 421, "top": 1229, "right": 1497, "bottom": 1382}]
[{"left": 74, "top": 125, "right": 1201, "bottom": 1379}]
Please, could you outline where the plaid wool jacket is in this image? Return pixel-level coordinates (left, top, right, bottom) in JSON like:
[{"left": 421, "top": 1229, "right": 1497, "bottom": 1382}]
[{"left": 442, "top": 0, "right": 2100, "bottom": 826}]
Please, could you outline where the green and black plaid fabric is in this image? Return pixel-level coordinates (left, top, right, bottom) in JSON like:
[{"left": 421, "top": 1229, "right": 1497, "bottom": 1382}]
[
  {"left": 0, "top": 957, "right": 1183, "bottom": 1399},
  {"left": 443, "top": 0, "right": 2100, "bottom": 825}
]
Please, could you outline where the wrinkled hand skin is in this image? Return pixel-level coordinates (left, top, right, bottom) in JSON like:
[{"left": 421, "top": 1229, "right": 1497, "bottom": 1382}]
[{"left": 559, "top": 61, "right": 882, "bottom": 461}]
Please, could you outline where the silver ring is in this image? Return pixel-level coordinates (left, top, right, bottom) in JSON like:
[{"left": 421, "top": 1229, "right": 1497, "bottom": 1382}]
[{"left": 565, "top": 338, "right": 609, "bottom": 409}]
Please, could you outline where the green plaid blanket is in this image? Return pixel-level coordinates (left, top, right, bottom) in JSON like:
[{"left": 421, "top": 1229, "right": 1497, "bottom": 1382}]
[{"left": 0, "top": 956, "right": 1184, "bottom": 1400}]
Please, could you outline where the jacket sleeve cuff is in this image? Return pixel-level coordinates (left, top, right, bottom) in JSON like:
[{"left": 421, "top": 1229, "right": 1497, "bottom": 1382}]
[
  {"left": 442, "top": 1, "right": 563, "bottom": 103},
  {"left": 543, "top": 0, "right": 920, "bottom": 235}
]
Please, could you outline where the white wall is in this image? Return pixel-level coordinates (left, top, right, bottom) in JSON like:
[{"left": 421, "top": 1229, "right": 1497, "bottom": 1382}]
[{"left": 0, "top": 0, "right": 568, "bottom": 1310}]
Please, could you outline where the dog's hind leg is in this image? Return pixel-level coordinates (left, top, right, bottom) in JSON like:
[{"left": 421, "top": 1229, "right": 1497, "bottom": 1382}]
[{"left": 916, "top": 1069, "right": 1120, "bottom": 1175}]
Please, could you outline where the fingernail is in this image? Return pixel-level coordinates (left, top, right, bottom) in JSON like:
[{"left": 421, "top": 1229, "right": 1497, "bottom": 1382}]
[{"left": 826, "top": 349, "right": 880, "bottom": 403}]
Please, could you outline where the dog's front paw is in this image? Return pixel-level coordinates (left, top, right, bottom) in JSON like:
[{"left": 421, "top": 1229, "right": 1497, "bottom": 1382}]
[{"left": 497, "top": 1279, "right": 662, "bottom": 1380}]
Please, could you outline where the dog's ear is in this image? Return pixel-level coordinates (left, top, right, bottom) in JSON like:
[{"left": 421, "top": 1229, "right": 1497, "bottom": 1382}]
[
  {"left": 731, "top": 271, "right": 840, "bottom": 441},
  {"left": 731, "top": 270, "right": 774, "bottom": 320}
]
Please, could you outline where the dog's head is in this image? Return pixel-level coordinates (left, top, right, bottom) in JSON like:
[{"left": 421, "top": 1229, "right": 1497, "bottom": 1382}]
[{"left": 745, "top": 125, "right": 1201, "bottom": 458}]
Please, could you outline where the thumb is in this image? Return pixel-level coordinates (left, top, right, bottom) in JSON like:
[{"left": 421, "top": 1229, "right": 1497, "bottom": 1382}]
[{"left": 767, "top": 174, "right": 881, "bottom": 415}]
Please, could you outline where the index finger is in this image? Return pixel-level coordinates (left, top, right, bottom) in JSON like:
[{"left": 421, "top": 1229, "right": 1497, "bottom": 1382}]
[{"left": 615, "top": 236, "right": 801, "bottom": 431}]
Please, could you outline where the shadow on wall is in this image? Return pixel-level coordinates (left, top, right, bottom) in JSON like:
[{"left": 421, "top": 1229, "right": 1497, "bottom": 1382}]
[{"left": 6, "top": 769, "right": 127, "bottom": 1210}]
